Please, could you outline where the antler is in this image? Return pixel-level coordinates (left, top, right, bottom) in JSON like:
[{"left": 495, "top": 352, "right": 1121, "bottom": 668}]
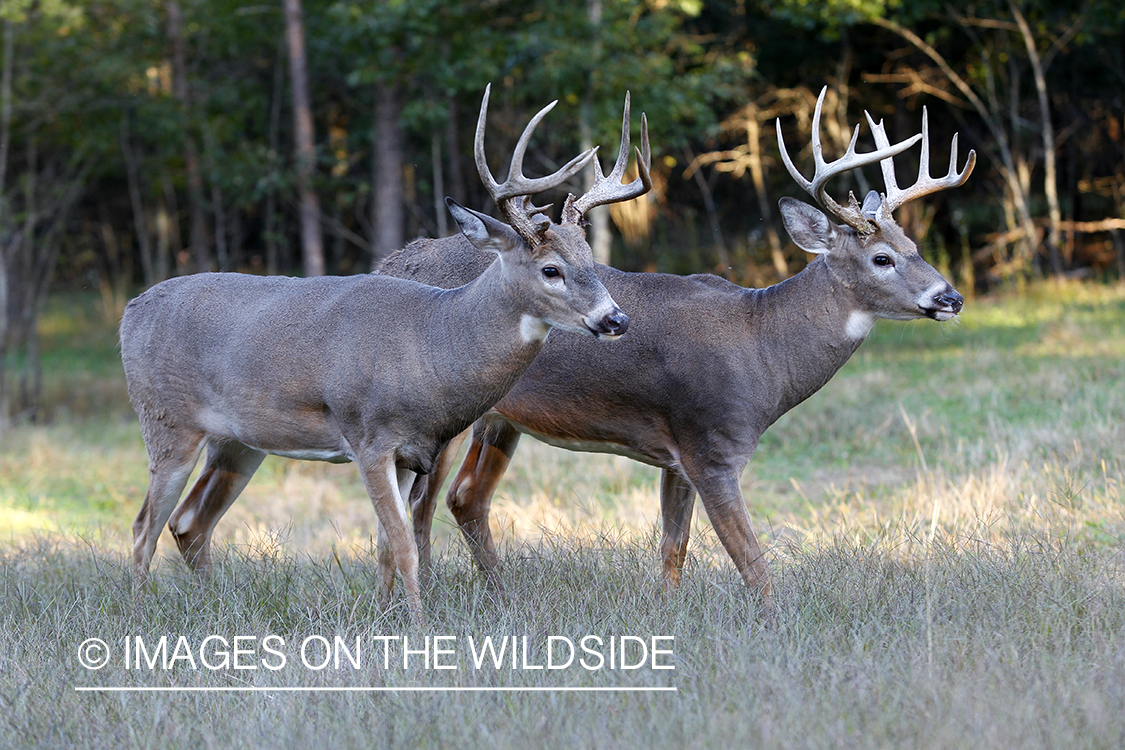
[
  {"left": 776, "top": 87, "right": 921, "bottom": 233},
  {"left": 475, "top": 83, "right": 597, "bottom": 246},
  {"left": 562, "top": 91, "right": 653, "bottom": 224},
  {"left": 864, "top": 107, "right": 976, "bottom": 220}
]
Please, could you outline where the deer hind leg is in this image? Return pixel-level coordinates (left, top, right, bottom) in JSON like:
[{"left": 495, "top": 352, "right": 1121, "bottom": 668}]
[
  {"left": 360, "top": 453, "right": 422, "bottom": 622},
  {"left": 659, "top": 468, "right": 696, "bottom": 591},
  {"left": 685, "top": 465, "right": 774, "bottom": 617},
  {"left": 446, "top": 418, "right": 521, "bottom": 578},
  {"left": 409, "top": 429, "right": 470, "bottom": 577},
  {"left": 168, "top": 439, "right": 266, "bottom": 576},
  {"left": 132, "top": 430, "right": 206, "bottom": 587}
]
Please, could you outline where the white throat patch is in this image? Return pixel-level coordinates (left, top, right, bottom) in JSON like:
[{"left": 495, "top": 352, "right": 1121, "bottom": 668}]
[
  {"left": 519, "top": 314, "right": 551, "bottom": 344},
  {"left": 845, "top": 310, "right": 875, "bottom": 341}
]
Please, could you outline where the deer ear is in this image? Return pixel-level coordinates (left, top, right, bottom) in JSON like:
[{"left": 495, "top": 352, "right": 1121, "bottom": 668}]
[
  {"left": 779, "top": 196, "right": 837, "bottom": 255},
  {"left": 446, "top": 197, "right": 521, "bottom": 255},
  {"left": 861, "top": 190, "right": 882, "bottom": 221}
]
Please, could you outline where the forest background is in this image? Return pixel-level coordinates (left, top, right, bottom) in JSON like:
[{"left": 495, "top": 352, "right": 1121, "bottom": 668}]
[{"left": 1, "top": 0, "right": 1123, "bottom": 424}]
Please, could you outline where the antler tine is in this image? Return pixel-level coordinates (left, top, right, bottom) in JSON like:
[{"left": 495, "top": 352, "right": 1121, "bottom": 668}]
[
  {"left": 474, "top": 83, "right": 598, "bottom": 243},
  {"left": 864, "top": 112, "right": 902, "bottom": 198},
  {"left": 865, "top": 106, "right": 977, "bottom": 216},
  {"left": 563, "top": 91, "right": 653, "bottom": 222},
  {"left": 777, "top": 87, "right": 921, "bottom": 232},
  {"left": 506, "top": 102, "right": 598, "bottom": 199},
  {"left": 474, "top": 84, "right": 501, "bottom": 195}
]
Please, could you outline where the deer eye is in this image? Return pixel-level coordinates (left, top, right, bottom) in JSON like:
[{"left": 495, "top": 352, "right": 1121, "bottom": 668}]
[
  {"left": 542, "top": 266, "right": 562, "bottom": 279},
  {"left": 873, "top": 254, "right": 894, "bottom": 268}
]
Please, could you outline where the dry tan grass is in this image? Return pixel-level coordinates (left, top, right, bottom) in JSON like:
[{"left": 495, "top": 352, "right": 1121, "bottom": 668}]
[{"left": 1, "top": 281, "right": 1123, "bottom": 748}]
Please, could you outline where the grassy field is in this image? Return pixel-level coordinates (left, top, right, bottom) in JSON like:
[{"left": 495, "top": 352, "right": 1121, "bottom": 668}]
[{"left": 1, "top": 281, "right": 1123, "bottom": 748}]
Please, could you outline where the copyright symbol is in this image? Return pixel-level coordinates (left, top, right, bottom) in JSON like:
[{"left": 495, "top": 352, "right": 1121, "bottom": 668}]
[{"left": 78, "top": 638, "right": 110, "bottom": 670}]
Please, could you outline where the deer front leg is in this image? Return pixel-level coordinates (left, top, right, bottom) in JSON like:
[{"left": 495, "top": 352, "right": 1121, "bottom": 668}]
[
  {"left": 168, "top": 439, "right": 266, "bottom": 575},
  {"left": 359, "top": 453, "right": 423, "bottom": 624},
  {"left": 687, "top": 467, "right": 774, "bottom": 617},
  {"left": 659, "top": 468, "right": 696, "bottom": 591},
  {"left": 446, "top": 418, "right": 521, "bottom": 578},
  {"left": 409, "top": 429, "right": 470, "bottom": 577}
]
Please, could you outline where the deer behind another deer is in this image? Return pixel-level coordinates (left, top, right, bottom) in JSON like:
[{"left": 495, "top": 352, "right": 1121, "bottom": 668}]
[{"left": 380, "top": 87, "right": 975, "bottom": 617}]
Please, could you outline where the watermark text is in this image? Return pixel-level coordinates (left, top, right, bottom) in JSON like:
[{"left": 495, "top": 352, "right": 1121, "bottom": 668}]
[{"left": 77, "top": 634, "right": 676, "bottom": 675}]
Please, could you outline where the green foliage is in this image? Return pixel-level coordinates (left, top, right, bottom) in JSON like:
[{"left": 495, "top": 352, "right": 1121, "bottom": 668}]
[
  {"left": 0, "top": 0, "right": 83, "bottom": 25},
  {"left": 767, "top": 0, "right": 899, "bottom": 33},
  {"left": 1, "top": 0, "right": 1123, "bottom": 295}
]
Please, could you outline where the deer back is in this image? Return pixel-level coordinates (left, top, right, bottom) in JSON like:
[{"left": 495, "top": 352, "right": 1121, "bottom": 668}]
[
  {"left": 379, "top": 244, "right": 877, "bottom": 466},
  {"left": 378, "top": 88, "right": 973, "bottom": 473}
]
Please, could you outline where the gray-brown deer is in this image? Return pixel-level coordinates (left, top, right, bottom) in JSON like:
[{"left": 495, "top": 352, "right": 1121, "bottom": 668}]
[
  {"left": 120, "top": 85, "right": 650, "bottom": 621},
  {"left": 379, "top": 87, "right": 974, "bottom": 614}
]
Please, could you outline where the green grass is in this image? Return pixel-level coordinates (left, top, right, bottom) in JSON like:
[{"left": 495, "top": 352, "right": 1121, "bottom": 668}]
[{"left": 1, "top": 281, "right": 1124, "bottom": 748}]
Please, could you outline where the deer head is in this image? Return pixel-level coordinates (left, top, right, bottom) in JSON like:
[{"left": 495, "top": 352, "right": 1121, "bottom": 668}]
[
  {"left": 776, "top": 87, "right": 975, "bottom": 325},
  {"left": 447, "top": 84, "right": 651, "bottom": 341}
]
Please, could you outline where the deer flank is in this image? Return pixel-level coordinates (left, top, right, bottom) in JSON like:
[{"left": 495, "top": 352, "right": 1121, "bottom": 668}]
[{"left": 380, "top": 87, "right": 974, "bottom": 617}]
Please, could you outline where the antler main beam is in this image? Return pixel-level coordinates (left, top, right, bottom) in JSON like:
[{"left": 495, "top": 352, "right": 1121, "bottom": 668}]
[
  {"left": 776, "top": 87, "right": 921, "bottom": 232},
  {"left": 474, "top": 84, "right": 597, "bottom": 244},
  {"left": 865, "top": 107, "right": 976, "bottom": 216}
]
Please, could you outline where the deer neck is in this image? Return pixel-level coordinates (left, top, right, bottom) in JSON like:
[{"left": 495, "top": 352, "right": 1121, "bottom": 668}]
[
  {"left": 745, "top": 255, "right": 871, "bottom": 424},
  {"left": 428, "top": 259, "right": 549, "bottom": 429}
]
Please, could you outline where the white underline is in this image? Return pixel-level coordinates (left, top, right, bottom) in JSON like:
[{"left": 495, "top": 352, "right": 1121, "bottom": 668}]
[{"left": 76, "top": 686, "right": 677, "bottom": 693}]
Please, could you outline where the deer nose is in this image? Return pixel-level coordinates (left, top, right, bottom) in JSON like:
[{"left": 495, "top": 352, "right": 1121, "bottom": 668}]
[
  {"left": 600, "top": 310, "right": 630, "bottom": 338},
  {"left": 935, "top": 289, "right": 964, "bottom": 313}
]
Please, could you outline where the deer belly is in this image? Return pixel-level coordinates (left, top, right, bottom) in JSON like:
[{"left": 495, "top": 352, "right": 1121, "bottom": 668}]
[
  {"left": 263, "top": 447, "right": 353, "bottom": 463},
  {"left": 513, "top": 425, "right": 659, "bottom": 466},
  {"left": 197, "top": 405, "right": 355, "bottom": 463}
]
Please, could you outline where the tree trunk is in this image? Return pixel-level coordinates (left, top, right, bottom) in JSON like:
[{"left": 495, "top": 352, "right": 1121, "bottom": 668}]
[
  {"left": 284, "top": 0, "right": 324, "bottom": 276},
  {"left": 265, "top": 33, "right": 285, "bottom": 275},
  {"left": 431, "top": 131, "right": 447, "bottom": 238},
  {"left": 9, "top": 136, "right": 38, "bottom": 421},
  {"left": 1113, "top": 229, "right": 1124, "bottom": 282},
  {"left": 581, "top": 0, "right": 611, "bottom": 265},
  {"left": 1011, "top": 2, "right": 1063, "bottom": 276},
  {"left": 0, "top": 19, "right": 11, "bottom": 203},
  {"left": 371, "top": 80, "right": 404, "bottom": 264},
  {"left": 158, "top": 177, "right": 178, "bottom": 280},
  {"left": 0, "top": 243, "right": 8, "bottom": 426},
  {"left": 444, "top": 95, "right": 466, "bottom": 206},
  {"left": 120, "top": 116, "right": 156, "bottom": 286},
  {"left": 0, "top": 20, "right": 13, "bottom": 427},
  {"left": 744, "top": 114, "right": 786, "bottom": 278},
  {"left": 211, "top": 182, "right": 227, "bottom": 270},
  {"left": 579, "top": 91, "right": 611, "bottom": 265},
  {"left": 97, "top": 205, "right": 130, "bottom": 321},
  {"left": 684, "top": 147, "right": 729, "bottom": 273},
  {"left": 229, "top": 206, "right": 243, "bottom": 271},
  {"left": 166, "top": 1, "right": 210, "bottom": 273}
]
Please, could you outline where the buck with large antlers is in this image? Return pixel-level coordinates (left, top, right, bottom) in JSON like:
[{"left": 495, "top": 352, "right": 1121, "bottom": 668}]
[
  {"left": 379, "top": 87, "right": 974, "bottom": 614},
  {"left": 120, "top": 85, "right": 650, "bottom": 621}
]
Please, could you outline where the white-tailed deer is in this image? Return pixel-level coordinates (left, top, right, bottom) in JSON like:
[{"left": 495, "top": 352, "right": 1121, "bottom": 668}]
[
  {"left": 379, "top": 87, "right": 974, "bottom": 614},
  {"left": 120, "top": 85, "right": 650, "bottom": 621}
]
